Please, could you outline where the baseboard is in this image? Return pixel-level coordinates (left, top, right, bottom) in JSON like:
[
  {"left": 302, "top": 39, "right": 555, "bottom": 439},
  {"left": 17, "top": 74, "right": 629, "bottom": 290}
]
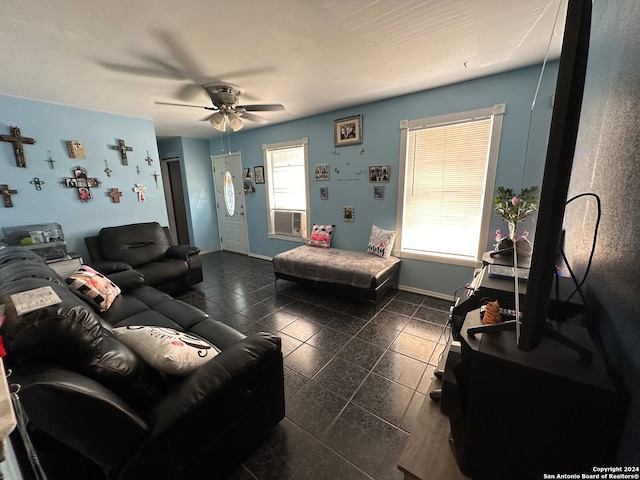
[
  {"left": 398, "top": 284, "right": 454, "bottom": 302},
  {"left": 249, "top": 252, "right": 273, "bottom": 261}
]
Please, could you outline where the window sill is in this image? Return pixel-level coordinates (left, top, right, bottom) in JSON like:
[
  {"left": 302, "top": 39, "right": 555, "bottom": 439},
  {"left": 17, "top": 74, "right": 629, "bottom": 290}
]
[
  {"left": 268, "top": 234, "right": 306, "bottom": 243},
  {"left": 397, "top": 250, "right": 480, "bottom": 268}
]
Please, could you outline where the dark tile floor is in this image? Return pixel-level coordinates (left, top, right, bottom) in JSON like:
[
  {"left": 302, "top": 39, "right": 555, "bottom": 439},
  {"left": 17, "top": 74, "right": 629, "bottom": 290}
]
[{"left": 174, "top": 251, "right": 454, "bottom": 480}]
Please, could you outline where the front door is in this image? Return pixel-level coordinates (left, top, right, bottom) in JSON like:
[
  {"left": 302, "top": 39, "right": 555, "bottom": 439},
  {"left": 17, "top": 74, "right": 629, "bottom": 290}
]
[{"left": 212, "top": 152, "right": 248, "bottom": 255}]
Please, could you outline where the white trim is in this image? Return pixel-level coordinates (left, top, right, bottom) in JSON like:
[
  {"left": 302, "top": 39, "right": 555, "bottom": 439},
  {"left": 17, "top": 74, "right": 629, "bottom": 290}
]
[{"left": 396, "top": 284, "right": 454, "bottom": 302}]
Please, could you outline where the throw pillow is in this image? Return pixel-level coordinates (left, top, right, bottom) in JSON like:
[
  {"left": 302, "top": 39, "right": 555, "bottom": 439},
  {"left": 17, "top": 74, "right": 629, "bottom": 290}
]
[
  {"left": 367, "top": 224, "right": 397, "bottom": 259},
  {"left": 66, "top": 265, "right": 121, "bottom": 312},
  {"left": 112, "top": 326, "right": 220, "bottom": 376},
  {"left": 308, "top": 224, "right": 335, "bottom": 248}
]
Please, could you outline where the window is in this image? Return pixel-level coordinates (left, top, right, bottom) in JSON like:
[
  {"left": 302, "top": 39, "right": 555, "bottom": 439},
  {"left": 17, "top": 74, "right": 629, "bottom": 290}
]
[
  {"left": 397, "top": 104, "right": 505, "bottom": 266},
  {"left": 263, "top": 137, "right": 309, "bottom": 239}
]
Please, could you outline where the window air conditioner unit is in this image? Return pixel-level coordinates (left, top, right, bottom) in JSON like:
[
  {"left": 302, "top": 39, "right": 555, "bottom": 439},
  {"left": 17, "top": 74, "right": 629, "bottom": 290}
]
[{"left": 274, "top": 210, "right": 303, "bottom": 236}]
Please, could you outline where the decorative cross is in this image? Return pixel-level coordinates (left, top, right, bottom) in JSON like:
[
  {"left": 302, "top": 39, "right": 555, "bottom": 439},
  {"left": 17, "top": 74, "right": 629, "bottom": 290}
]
[
  {"left": 109, "top": 139, "right": 133, "bottom": 166},
  {"left": 133, "top": 183, "right": 146, "bottom": 202},
  {"left": 108, "top": 188, "right": 123, "bottom": 203},
  {"left": 62, "top": 166, "right": 102, "bottom": 202},
  {"left": 30, "top": 177, "right": 45, "bottom": 191},
  {"left": 0, "top": 184, "right": 18, "bottom": 207},
  {"left": 145, "top": 151, "right": 153, "bottom": 166},
  {"left": 46, "top": 151, "right": 56, "bottom": 169},
  {"left": 0, "top": 126, "right": 36, "bottom": 168},
  {"left": 104, "top": 159, "right": 112, "bottom": 177},
  {"left": 151, "top": 171, "right": 160, "bottom": 188},
  {"left": 136, "top": 165, "right": 140, "bottom": 175}
]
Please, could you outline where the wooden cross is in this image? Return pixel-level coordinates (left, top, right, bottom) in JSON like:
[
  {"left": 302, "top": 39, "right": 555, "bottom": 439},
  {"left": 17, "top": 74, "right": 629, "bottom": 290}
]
[
  {"left": 110, "top": 139, "right": 133, "bottom": 166},
  {"left": 108, "top": 188, "right": 123, "bottom": 203},
  {"left": 0, "top": 184, "right": 18, "bottom": 207},
  {"left": 30, "top": 177, "right": 45, "bottom": 191},
  {"left": 133, "top": 183, "right": 146, "bottom": 202},
  {"left": 0, "top": 126, "right": 36, "bottom": 168},
  {"left": 145, "top": 151, "right": 153, "bottom": 166},
  {"left": 151, "top": 171, "right": 160, "bottom": 188},
  {"left": 104, "top": 159, "right": 112, "bottom": 177},
  {"left": 62, "top": 166, "right": 101, "bottom": 201}
]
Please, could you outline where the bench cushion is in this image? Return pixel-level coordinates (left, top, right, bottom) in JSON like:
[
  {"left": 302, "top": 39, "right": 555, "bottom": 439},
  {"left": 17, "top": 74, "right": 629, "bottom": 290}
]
[{"left": 273, "top": 245, "right": 400, "bottom": 289}]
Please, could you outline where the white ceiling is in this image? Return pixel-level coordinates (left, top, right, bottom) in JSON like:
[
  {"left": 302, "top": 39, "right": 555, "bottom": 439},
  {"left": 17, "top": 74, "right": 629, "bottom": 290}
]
[{"left": 0, "top": 0, "right": 567, "bottom": 139}]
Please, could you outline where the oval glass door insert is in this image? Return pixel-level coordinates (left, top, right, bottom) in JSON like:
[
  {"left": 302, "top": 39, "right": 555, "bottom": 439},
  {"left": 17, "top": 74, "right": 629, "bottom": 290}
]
[{"left": 223, "top": 170, "right": 235, "bottom": 216}]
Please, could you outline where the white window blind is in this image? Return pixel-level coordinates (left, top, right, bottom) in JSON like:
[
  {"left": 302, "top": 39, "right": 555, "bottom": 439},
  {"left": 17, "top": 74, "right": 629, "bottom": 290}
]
[{"left": 399, "top": 105, "right": 504, "bottom": 263}]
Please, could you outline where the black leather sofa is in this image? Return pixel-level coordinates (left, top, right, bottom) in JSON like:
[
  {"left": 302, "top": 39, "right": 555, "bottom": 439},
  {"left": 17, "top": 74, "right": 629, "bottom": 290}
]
[
  {"left": 85, "top": 222, "right": 203, "bottom": 294},
  {"left": 0, "top": 247, "right": 285, "bottom": 479}
]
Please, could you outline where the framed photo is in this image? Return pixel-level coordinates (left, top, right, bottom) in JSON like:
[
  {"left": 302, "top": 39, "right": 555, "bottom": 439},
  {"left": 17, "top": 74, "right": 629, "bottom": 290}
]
[
  {"left": 343, "top": 206, "right": 354, "bottom": 222},
  {"left": 254, "top": 166, "right": 265, "bottom": 184},
  {"left": 369, "top": 164, "right": 390, "bottom": 182},
  {"left": 315, "top": 164, "right": 330, "bottom": 180},
  {"left": 373, "top": 185, "right": 385, "bottom": 200},
  {"left": 334, "top": 114, "right": 363, "bottom": 147},
  {"left": 320, "top": 187, "right": 328, "bottom": 200}
]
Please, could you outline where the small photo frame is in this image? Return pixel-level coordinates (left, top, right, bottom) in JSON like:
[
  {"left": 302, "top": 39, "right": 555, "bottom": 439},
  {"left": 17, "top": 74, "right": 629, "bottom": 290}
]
[
  {"left": 334, "top": 114, "right": 363, "bottom": 147},
  {"left": 315, "top": 164, "right": 330, "bottom": 180},
  {"left": 320, "top": 187, "right": 329, "bottom": 200},
  {"left": 343, "top": 206, "right": 354, "bottom": 222},
  {"left": 254, "top": 166, "right": 265, "bottom": 184},
  {"left": 373, "top": 185, "right": 385, "bottom": 200},
  {"left": 369, "top": 164, "right": 390, "bottom": 182}
]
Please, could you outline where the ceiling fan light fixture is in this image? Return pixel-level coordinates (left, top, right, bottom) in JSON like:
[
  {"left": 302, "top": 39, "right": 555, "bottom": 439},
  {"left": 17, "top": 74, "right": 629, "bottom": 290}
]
[
  {"left": 227, "top": 112, "right": 244, "bottom": 131},
  {"left": 210, "top": 112, "right": 226, "bottom": 132}
]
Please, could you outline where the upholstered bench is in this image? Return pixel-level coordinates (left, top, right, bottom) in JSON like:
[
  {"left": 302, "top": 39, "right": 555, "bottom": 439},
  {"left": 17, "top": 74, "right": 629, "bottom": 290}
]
[{"left": 273, "top": 245, "right": 401, "bottom": 303}]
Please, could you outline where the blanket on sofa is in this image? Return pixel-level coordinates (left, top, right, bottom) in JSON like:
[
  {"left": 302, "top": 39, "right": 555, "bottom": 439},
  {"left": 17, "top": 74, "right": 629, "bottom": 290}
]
[{"left": 273, "top": 245, "right": 401, "bottom": 289}]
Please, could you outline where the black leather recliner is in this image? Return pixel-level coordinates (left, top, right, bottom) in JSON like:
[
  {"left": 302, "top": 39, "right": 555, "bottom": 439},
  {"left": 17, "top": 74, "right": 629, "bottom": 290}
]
[
  {"left": 85, "top": 222, "right": 203, "bottom": 294},
  {"left": 0, "top": 247, "right": 285, "bottom": 479}
]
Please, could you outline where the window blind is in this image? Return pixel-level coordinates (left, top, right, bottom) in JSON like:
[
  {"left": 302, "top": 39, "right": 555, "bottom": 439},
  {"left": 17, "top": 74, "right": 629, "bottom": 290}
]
[{"left": 403, "top": 117, "right": 492, "bottom": 258}]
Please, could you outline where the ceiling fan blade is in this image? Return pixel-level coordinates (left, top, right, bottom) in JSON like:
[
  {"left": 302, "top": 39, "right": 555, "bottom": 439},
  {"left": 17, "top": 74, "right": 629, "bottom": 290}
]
[
  {"left": 155, "top": 101, "right": 217, "bottom": 111},
  {"left": 174, "top": 84, "right": 207, "bottom": 102},
  {"left": 100, "top": 61, "right": 186, "bottom": 80},
  {"left": 239, "top": 104, "right": 285, "bottom": 112},
  {"left": 238, "top": 112, "right": 266, "bottom": 123}
]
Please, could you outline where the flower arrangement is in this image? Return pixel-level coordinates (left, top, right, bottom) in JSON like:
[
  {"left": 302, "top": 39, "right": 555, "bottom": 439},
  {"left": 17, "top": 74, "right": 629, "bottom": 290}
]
[
  {"left": 494, "top": 185, "right": 539, "bottom": 230},
  {"left": 493, "top": 185, "right": 539, "bottom": 253}
]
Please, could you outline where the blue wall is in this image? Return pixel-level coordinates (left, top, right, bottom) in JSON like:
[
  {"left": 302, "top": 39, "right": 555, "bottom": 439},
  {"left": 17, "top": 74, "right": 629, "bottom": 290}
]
[
  {"left": 0, "top": 95, "right": 167, "bottom": 259},
  {"left": 219, "top": 63, "right": 558, "bottom": 297}
]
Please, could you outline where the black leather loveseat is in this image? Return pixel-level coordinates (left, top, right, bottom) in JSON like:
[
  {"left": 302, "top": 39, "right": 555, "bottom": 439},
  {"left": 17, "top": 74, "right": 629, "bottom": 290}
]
[
  {"left": 0, "top": 247, "right": 285, "bottom": 479},
  {"left": 85, "top": 222, "right": 203, "bottom": 294}
]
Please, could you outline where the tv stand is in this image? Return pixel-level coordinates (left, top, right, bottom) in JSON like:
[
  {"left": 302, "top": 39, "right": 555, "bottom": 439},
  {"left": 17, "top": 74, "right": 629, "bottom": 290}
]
[
  {"left": 444, "top": 310, "right": 617, "bottom": 480},
  {"left": 466, "top": 318, "right": 593, "bottom": 363}
]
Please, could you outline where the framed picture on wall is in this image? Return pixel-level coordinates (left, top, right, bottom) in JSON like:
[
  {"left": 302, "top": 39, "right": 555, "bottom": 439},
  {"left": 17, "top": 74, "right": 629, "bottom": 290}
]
[
  {"left": 315, "top": 164, "right": 330, "bottom": 180},
  {"left": 320, "top": 187, "right": 328, "bottom": 200},
  {"left": 254, "top": 166, "right": 265, "bottom": 184},
  {"left": 334, "top": 115, "right": 363, "bottom": 147},
  {"left": 369, "top": 164, "right": 390, "bottom": 182},
  {"left": 373, "top": 185, "right": 384, "bottom": 199}
]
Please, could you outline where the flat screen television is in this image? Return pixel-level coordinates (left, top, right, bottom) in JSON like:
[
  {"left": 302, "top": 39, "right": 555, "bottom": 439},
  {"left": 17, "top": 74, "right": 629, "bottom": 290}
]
[{"left": 518, "top": 0, "right": 592, "bottom": 351}]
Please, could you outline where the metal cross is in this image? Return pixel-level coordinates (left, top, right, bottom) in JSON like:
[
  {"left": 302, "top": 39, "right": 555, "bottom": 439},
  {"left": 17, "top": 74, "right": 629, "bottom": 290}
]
[
  {"left": 0, "top": 126, "right": 36, "bottom": 168},
  {"left": 0, "top": 184, "right": 18, "bottom": 207},
  {"left": 151, "top": 171, "right": 160, "bottom": 188},
  {"left": 108, "top": 188, "right": 123, "bottom": 203},
  {"left": 133, "top": 183, "right": 146, "bottom": 202},
  {"left": 46, "top": 151, "right": 56, "bottom": 169},
  {"left": 145, "top": 151, "right": 153, "bottom": 166},
  {"left": 30, "top": 177, "right": 45, "bottom": 191},
  {"left": 104, "top": 159, "right": 112, "bottom": 177},
  {"left": 109, "top": 139, "right": 133, "bottom": 166}
]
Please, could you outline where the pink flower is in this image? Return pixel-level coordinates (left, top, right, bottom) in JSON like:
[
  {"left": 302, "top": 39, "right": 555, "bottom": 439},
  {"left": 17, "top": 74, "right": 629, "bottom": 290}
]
[{"left": 511, "top": 196, "right": 520, "bottom": 205}]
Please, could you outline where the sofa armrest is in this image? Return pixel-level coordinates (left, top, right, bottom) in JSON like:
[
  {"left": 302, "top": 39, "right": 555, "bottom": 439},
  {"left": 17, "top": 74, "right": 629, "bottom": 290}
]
[
  {"left": 107, "top": 269, "right": 145, "bottom": 292},
  {"left": 148, "top": 332, "right": 284, "bottom": 438},
  {"left": 11, "top": 361, "right": 148, "bottom": 471},
  {"left": 165, "top": 245, "right": 201, "bottom": 261},
  {"left": 89, "top": 260, "right": 133, "bottom": 275}
]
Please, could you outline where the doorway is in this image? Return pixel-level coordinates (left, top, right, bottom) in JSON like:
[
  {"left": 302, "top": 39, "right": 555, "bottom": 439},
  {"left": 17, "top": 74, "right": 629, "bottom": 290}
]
[
  {"left": 160, "top": 157, "right": 190, "bottom": 245},
  {"left": 211, "top": 152, "right": 249, "bottom": 255}
]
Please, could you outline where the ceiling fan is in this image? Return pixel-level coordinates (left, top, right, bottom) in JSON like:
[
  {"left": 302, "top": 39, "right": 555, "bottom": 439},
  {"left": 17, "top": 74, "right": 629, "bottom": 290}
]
[{"left": 156, "top": 82, "right": 285, "bottom": 132}]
